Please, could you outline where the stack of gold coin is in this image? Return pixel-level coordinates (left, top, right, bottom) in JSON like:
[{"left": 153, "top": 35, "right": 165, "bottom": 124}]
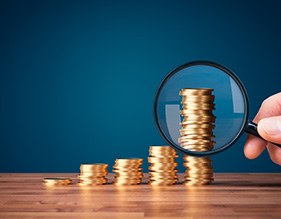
[
  {"left": 113, "top": 158, "right": 143, "bottom": 185},
  {"left": 179, "top": 88, "right": 215, "bottom": 185},
  {"left": 148, "top": 146, "right": 178, "bottom": 185},
  {"left": 78, "top": 163, "right": 108, "bottom": 185},
  {"left": 183, "top": 156, "right": 213, "bottom": 185},
  {"left": 43, "top": 177, "right": 72, "bottom": 186}
]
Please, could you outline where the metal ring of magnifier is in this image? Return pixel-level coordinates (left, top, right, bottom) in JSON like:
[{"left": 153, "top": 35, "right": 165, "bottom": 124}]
[{"left": 153, "top": 60, "right": 249, "bottom": 157}]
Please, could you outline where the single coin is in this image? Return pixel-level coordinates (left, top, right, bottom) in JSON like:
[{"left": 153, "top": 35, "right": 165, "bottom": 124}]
[
  {"left": 43, "top": 177, "right": 72, "bottom": 186},
  {"left": 149, "top": 146, "right": 175, "bottom": 151},
  {"left": 115, "top": 158, "right": 143, "bottom": 162},
  {"left": 179, "top": 88, "right": 213, "bottom": 95},
  {"left": 80, "top": 163, "right": 108, "bottom": 170}
]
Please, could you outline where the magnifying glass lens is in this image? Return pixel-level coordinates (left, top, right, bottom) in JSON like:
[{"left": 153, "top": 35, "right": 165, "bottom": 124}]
[{"left": 155, "top": 62, "right": 248, "bottom": 156}]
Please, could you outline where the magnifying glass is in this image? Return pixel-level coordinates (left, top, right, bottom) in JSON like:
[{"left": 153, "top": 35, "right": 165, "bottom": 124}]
[{"left": 154, "top": 60, "right": 281, "bottom": 157}]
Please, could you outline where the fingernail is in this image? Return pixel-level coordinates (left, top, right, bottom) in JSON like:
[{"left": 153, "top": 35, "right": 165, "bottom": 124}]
[{"left": 260, "top": 118, "right": 281, "bottom": 136}]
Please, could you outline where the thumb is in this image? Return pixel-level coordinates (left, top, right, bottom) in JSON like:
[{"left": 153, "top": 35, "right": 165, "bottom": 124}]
[{"left": 257, "top": 116, "right": 281, "bottom": 144}]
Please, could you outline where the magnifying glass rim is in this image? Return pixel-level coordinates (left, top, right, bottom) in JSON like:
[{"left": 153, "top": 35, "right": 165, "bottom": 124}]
[{"left": 153, "top": 60, "right": 249, "bottom": 156}]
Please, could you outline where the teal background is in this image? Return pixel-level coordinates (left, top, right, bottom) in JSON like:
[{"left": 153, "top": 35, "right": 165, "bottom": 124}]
[{"left": 1, "top": 0, "right": 281, "bottom": 172}]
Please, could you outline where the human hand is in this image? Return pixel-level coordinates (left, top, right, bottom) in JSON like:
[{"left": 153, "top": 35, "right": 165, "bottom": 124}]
[{"left": 244, "top": 93, "right": 281, "bottom": 165}]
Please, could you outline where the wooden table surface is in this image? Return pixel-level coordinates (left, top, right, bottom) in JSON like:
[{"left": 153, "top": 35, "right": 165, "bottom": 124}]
[{"left": 0, "top": 173, "right": 281, "bottom": 219}]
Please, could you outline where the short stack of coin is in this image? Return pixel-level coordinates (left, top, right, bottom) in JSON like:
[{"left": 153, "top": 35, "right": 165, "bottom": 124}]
[
  {"left": 78, "top": 163, "right": 108, "bottom": 185},
  {"left": 43, "top": 177, "right": 72, "bottom": 186},
  {"left": 148, "top": 146, "right": 178, "bottom": 185},
  {"left": 113, "top": 158, "right": 143, "bottom": 185},
  {"left": 179, "top": 88, "right": 215, "bottom": 185}
]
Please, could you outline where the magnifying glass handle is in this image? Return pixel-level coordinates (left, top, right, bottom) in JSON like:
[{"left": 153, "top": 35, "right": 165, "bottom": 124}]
[{"left": 245, "top": 121, "right": 281, "bottom": 148}]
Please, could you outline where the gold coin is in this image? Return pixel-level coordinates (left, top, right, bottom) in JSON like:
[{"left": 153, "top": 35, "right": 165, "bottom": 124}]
[
  {"left": 114, "top": 163, "right": 142, "bottom": 168},
  {"left": 78, "top": 181, "right": 106, "bottom": 186},
  {"left": 181, "top": 107, "right": 214, "bottom": 114},
  {"left": 181, "top": 103, "right": 215, "bottom": 109},
  {"left": 149, "top": 173, "right": 178, "bottom": 178},
  {"left": 113, "top": 163, "right": 142, "bottom": 168},
  {"left": 180, "top": 144, "right": 215, "bottom": 150},
  {"left": 43, "top": 178, "right": 72, "bottom": 186},
  {"left": 43, "top": 178, "right": 72, "bottom": 183},
  {"left": 180, "top": 125, "right": 214, "bottom": 130},
  {"left": 149, "top": 147, "right": 177, "bottom": 155},
  {"left": 179, "top": 88, "right": 213, "bottom": 95},
  {"left": 179, "top": 135, "right": 214, "bottom": 141},
  {"left": 148, "top": 165, "right": 178, "bottom": 170},
  {"left": 79, "top": 178, "right": 107, "bottom": 182},
  {"left": 184, "top": 159, "right": 213, "bottom": 164},
  {"left": 78, "top": 174, "right": 107, "bottom": 179},
  {"left": 181, "top": 115, "right": 215, "bottom": 120},
  {"left": 113, "top": 167, "right": 142, "bottom": 172},
  {"left": 180, "top": 123, "right": 215, "bottom": 129},
  {"left": 179, "top": 138, "right": 215, "bottom": 145},
  {"left": 79, "top": 172, "right": 107, "bottom": 177},
  {"left": 179, "top": 138, "right": 214, "bottom": 144},
  {"left": 149, "top": 180, "right": 178, "bottom": 185},
  {"left": 149, "top": 163, "right": 178, "bottom": 168},
  {"left": 185, "top": 171, "right": 214, "bottom": 176},
  {"left": 115, "top": 158, "right": 143, "bottom": 163},
  {"left": 181, "top": 145, "right": 213, "bottom": 149},
  {"left": 182, "top": 95, "right": 215, "bottom": 102},
  {"left": 179, "top": 133, "right": 215, "bottom": 138},
  {"left": 181, "top": 147, "right": 213, "bottom": 152},
  {"left": 179, "top": 134, "right": 213, "bottom": 139},
  {"left": 114, "top": 182, "right": 141, "bottom": 186},
  {"left": 184, "top": 181, "right": 213, "bottom": 186},
  {"left": 179, "top": 129, "right": 214, "bottom": 135},
  {"left": 179, "top": 136, "right": 214, "bottom": 142},
  {"left": 114, "top": 180, "right": 142, "bottom": 185},
  {"left": 185, "top": 170, "right": 213, "bottom": 175},
  {"left": 149, "top": 153, "right": 177, "bottom": 158},
  {"left": 80, "top": 163, "right": 108, "bottom": 171},
  {"left": 183, "top": 145, "right": 213, "bottom": 150},
  {"left": 180, "top": 120, "right": 214, "bottom": 126},
  {"left": 149, "top": 146, "right": 175, "bottom": 151},
  {"left": 180, "top": 113, "right": 214, "bottom": 117},
  {"left": 114, "top": 172, "right": 143, "bottom": 177},
  {"left": 148, "top": 157, "right": 176, "bottom": 163},
  {"left": 184, "top": 156, "right": 212, "bottom": 162}
]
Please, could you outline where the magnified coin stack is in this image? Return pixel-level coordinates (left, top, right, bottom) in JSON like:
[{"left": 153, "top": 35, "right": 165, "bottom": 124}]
[
  {"left": 113, "top": 158, "right": 143, "bottom": 185},
  {"left": 78, "top": 163, "right": 108, "bottom": 185},
  {"left": 179, "top": 88, "right": 215, "bottom": 185},
  {"left": 43, "top": 177, "right": 72, "bottom": 186},
  {"left": 148, "top": 146, "right": 178, "bottom": 185}
]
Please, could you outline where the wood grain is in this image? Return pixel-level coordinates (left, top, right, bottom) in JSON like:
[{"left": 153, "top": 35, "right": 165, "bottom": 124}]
[{"left": 0, "top": 173, "right": 281, "bottom": 219}]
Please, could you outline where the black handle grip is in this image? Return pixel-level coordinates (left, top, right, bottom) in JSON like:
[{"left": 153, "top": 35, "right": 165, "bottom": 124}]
[{"left": 245, "top": 121, "right": 281, "bottom": 148}]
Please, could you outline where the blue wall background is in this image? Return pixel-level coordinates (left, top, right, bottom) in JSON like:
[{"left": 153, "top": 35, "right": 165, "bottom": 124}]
[{"left": 1, "top": 0, "right": 281, "bottom": 172}]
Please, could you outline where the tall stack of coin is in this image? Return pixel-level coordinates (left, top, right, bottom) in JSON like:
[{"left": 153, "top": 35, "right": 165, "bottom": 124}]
[
  {"left": 113, "top": 158, "right": 143, "bottom": 185},
  {"left": 148, "top": 146, "right": 178, "bottom": 185},
  {"left": 179, "top": 88, "right": 215, "bottom": 185},
  {"left": 78, "top": 163, "right": 108, "bottom": 185}
]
